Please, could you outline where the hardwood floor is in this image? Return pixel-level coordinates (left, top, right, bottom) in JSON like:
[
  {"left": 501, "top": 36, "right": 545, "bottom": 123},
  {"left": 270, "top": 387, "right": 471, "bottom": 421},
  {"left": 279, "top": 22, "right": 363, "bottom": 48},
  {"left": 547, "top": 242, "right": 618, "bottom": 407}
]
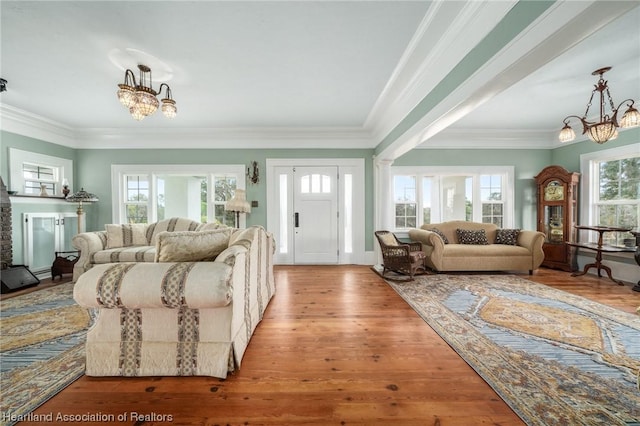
[{"left": 22, "top": 266, "right": 640, "bottom": 425}]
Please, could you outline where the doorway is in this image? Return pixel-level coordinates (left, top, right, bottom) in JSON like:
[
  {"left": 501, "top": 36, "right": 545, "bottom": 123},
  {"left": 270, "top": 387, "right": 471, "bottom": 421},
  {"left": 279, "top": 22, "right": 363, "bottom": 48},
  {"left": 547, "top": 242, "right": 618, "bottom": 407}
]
[{"left": 266, "top": 158, "right": 365, "bottom": 265}]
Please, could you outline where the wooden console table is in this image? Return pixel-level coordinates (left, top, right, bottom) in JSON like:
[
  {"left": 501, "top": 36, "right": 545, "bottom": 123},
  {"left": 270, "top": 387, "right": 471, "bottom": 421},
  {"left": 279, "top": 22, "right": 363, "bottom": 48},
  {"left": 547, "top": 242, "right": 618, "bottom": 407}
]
[{"left": 567, "top": 225, "right": 634, "bottom": 286}]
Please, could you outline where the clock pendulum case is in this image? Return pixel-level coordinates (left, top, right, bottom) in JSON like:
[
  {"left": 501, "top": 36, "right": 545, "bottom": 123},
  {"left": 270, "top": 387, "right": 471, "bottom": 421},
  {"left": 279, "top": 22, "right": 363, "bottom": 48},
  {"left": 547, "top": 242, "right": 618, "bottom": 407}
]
[{"left": 534, "top": 165, "right": 580, "bottom": 271}]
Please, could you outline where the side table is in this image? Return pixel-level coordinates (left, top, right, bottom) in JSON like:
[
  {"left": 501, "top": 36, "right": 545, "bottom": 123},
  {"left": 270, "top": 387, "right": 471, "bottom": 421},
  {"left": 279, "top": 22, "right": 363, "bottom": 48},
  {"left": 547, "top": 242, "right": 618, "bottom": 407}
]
[{"left": 567, "top": 225, "right": 634, "bottom": 286}]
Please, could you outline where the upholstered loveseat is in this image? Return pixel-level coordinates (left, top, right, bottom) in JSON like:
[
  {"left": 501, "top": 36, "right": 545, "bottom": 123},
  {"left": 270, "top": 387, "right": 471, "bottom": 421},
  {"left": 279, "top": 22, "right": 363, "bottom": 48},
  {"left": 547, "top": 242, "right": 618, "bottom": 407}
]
[
  {"left": 73, "top": 225, "right": 275, "bottom": 378},
  {"left": 408, "top": 221, "right": 545, "bottom": 274},
  {"left": 72, "top": 217, "right": 223, "bottom": 282}
]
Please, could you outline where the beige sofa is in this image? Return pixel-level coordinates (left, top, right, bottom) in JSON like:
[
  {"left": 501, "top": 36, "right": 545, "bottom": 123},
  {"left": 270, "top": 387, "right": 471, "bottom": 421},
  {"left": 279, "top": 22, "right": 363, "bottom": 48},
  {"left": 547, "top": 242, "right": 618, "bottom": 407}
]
[
  {"left": 72, "top": 217, "right": 224, "bottom": 282},
  {"left": 408, "top": 221, "right": 545, "bottom": 274},
  {"left": 73, "top": 225, "right": 275, "bottom": 378}
]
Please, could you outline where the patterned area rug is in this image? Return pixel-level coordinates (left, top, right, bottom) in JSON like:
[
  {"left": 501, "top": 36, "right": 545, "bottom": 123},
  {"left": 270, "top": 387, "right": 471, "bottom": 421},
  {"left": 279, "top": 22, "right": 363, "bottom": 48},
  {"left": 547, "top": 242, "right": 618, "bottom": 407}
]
[
  {"left": 385, "top": 273, "right": 640, "bottom": 426},
  {"left": 0, "top": 283, "right": 89, "bottom": 426}
]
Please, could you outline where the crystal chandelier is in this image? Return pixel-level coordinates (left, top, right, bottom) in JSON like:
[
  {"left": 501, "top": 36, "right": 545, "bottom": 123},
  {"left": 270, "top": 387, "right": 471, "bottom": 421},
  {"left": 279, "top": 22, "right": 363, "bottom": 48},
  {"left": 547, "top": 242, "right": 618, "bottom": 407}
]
[
  {"left": 117, "top": 64, "right": 177, "bottom": 121},
  {"left": 559, "top": 67, "right": 639, "bottom": 144}
]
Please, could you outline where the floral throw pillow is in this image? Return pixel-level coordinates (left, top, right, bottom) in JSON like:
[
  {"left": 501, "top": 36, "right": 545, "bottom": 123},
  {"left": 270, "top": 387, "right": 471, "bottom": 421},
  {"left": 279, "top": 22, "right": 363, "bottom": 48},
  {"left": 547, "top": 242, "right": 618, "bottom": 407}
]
[
  {"left": 495, "top": 228, "right": 520, "bottom": 245},
  {"left": 456, "top": 228, "right": 489, "bottom": 245},
  {"left": 427, "top": 228, "right": 449, "bottom": 244}
]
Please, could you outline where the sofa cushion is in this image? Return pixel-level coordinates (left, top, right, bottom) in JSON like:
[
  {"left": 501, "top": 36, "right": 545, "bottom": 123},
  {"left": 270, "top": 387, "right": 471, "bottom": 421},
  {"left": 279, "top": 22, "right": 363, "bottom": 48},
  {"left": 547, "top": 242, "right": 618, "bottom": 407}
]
[
  {"left": 91, "top": 246, "right": 156, "bottom": 264},
  {"left": 155, "top": 228, "right": 233, "bottom": 262},
  {"left": 456, "top": 228, "right": 489, "bottom": 245},
  {"left": 146, "top": 217, "right": 201, "bottom": 245},
  {"left": 196, "top": 222, "right": 228, "bottom": 232},
  {"left": 495, "top": 228, "right": 520, "bottom": 245},
  {"left": 427, "top": 228, "right": 449, "bottom": 244},
  {"left": 105, "top": 224, "right": 148, "bottom": 249}
]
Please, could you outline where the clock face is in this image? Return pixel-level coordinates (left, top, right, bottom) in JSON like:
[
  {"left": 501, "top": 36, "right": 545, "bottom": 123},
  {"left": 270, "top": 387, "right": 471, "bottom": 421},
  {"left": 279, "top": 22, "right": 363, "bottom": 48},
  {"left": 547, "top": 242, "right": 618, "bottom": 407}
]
[{"left": 544, "top": 181, "right": 564, "bottom": 201}]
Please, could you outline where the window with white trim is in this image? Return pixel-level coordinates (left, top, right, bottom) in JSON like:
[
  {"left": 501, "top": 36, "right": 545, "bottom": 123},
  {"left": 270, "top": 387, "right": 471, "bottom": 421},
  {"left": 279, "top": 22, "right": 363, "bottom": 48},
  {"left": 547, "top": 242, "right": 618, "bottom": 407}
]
[
  {"left": 9, "top": 148, "right": 73, "bottom": 197},
  {"left": 112, "top": 165, "right": 244, "bottom": 225},
  {"left": 581, "top": 144, "right": 639, "bottom": 246},
  {"left": 22, "top": 163, "right": 58, "bottom": 195},
  {"left": 392, "top": 166, "right": 514, "bottom": 230}
]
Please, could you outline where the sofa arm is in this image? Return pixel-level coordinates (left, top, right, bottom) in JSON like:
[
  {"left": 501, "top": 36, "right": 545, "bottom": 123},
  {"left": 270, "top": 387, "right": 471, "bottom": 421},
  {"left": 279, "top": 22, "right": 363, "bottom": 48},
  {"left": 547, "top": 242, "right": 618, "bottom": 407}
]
[
  {"left": 517, "top": 230, "right": 546, "bottom": 269},
  {"left": 408, "top": 228, "right": 444, "bottom": 251},
  {"left": 72, "top": 231, "right": 107, "bottom": 282},
  {"left": 74, "top": 262, "right": 233, "bottom": 309}
]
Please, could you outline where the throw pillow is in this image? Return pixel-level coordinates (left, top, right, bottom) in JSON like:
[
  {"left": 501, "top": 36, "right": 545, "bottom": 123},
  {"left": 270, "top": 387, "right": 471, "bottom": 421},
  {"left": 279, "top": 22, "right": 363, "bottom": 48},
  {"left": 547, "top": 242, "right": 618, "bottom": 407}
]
[
  {"left": 456, "top": 228, "right": 489, "bottom": 245},
  {"left": 378, "top": 232, "right": 398, "bottom": 247},
  {"left": 427, "top": 228, "right": 449, "bottom": 244},
  {"left": 155, "top": 228, "right": 233, "bottom": 262},
  {"left": 495, "top": 228, "right": 520, "bottom": 245},
  {"left": 105, "top": 223, "right": 148, "bottom": 249}
]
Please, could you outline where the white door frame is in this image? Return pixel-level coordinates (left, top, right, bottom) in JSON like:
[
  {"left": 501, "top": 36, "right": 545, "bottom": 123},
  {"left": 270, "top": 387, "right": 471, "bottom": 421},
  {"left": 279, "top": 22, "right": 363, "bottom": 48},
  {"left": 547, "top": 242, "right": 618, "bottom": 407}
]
[{"left": 266, "top": 158, "right": 365, "bottom": 265}]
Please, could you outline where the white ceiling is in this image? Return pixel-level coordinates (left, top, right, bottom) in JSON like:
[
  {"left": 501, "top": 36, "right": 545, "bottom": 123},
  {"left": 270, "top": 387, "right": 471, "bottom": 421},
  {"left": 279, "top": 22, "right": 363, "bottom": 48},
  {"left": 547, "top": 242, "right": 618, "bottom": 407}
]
[{"left": 1, "top": 1, "right": 639, "bottom": 155}]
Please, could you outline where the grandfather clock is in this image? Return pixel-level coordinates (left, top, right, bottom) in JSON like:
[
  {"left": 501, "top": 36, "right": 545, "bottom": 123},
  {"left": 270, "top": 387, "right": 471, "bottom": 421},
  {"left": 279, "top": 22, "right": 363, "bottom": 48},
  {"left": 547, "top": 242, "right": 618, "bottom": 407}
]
[{"left": 534, "top": 165, "right": 580, "bottom": 271}]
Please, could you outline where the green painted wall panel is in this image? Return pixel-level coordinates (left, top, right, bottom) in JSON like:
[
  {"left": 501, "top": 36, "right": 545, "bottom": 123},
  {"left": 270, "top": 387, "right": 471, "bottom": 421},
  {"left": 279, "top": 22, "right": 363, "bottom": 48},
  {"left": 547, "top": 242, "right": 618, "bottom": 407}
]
[{"left": 75, "top": 148, "right": 376, "bottom": 250}]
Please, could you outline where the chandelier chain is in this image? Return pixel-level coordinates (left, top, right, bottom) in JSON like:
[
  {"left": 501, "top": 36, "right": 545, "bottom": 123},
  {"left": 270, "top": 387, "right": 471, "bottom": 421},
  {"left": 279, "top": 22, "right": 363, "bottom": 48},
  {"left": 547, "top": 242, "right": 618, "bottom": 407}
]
[{"left": 583, "top": 90, "right": 595, "bottom": 118}]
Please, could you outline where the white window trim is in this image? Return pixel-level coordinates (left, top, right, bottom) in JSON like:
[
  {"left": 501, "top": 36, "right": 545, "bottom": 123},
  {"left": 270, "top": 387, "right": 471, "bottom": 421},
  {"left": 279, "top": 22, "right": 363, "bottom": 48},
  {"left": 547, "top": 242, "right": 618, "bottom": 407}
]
[
  {"left": 579, "top": 143, "right": 640, "bottom": 244},
  {"left": 9, "top": 148, "right": 73, "bottom": 197},
  {"left": 111, "top": 164, "right": 245, "bottom": 224},
  {"left": 391, "top": 165, "right": 515, "bottom": 235}
]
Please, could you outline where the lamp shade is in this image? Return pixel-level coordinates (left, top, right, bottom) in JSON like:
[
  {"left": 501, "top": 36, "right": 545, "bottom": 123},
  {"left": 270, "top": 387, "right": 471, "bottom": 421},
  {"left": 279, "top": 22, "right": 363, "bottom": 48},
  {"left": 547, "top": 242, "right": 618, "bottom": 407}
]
[
  {"left": 66, "top": 188, "right": 99, "bottom": 204},
  {"left": 224, "top": 189, "right": 251, "bottom": 213}
]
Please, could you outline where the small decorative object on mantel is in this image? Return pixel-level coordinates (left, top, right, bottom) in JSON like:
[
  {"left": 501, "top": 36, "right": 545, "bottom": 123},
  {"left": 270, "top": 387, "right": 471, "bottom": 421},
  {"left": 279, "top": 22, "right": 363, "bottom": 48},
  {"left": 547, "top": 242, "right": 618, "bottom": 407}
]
[
  {"left": 247, "top": 161, "right": 259, "bottom": 184},
  {"left": 39, "top": 183, "right": 49, "bottom": 197},
  {"left": 62, "top": 178, "right": 70, "bottom": 198}
]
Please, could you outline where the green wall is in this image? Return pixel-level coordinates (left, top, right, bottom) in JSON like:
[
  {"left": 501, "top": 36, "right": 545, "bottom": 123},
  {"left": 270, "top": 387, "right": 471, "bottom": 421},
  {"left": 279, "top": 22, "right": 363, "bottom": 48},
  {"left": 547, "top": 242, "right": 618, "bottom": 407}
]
[
  {"left": 550, "top": 127, "right": 639, "bottom": 171},
  {"left": 393, "top": 148, "right": 551, "bottom": 230},
  {"left": 4, "top": 127, "right": 637, "bottom": 257},
  {"left": 74, "top": 148, "right": 376, "bottom": 249}
]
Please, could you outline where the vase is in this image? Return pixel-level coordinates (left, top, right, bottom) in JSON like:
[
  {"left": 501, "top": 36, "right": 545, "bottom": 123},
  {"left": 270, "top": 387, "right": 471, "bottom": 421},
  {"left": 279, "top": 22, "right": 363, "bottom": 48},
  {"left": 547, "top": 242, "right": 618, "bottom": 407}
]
[{"left": 39, "top": 184, "right": 48, "bottom": 197}]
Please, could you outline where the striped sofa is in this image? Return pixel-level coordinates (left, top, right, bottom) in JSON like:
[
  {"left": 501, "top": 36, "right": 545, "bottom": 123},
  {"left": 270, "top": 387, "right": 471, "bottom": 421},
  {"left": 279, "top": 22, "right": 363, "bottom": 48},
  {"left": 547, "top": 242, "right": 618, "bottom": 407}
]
[
  {"left": 72, "top": 217, "right": 221, "bottom": 282},
  {"left": 73, "top": 225, "right": 275, "bottom": 378}
]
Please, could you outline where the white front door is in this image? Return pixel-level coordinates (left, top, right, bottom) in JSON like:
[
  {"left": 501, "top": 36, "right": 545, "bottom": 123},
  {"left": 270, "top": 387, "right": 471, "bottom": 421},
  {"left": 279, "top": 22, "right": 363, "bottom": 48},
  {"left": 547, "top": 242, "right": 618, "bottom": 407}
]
[{"left": 293, "top": 166, "right": 339, "bottom": 264}]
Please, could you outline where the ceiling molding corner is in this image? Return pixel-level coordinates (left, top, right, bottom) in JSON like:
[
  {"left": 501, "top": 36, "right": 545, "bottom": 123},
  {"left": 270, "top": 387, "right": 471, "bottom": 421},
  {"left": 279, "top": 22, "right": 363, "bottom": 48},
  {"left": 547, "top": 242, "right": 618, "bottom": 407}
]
[{"left": 0, "top": 104, "right": 78, "bottom": 148}]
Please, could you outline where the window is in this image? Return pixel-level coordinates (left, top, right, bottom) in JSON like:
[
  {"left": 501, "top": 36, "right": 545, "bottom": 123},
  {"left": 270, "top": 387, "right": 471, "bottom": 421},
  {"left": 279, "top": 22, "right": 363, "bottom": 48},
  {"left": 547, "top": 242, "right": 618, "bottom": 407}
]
[
  {"left": 112, "top": 165, "right": 244, "bottom": 225},
  {"left": 394, "top": 175, "right": 417, "bottom": 228},
  {"left": 9, "top": 148, "right": 73, "bottom": 197},
  {"left": 481, "top": 174, "right": 504, "bottom": 227},
  {"left": 213, "top": 175, "right": 237, "bottom": 226},
  {"left": 392, "top": 166, "right": 514, "bottom": 230},
  {"left": 581, "top": 144, "right": 639, "bottom": 246},
  {"left": 23, "top": 163, "right": 57, "bottom": 195},
  {"left": 124, "top": 175, "right": 149, "bottom": 223}
]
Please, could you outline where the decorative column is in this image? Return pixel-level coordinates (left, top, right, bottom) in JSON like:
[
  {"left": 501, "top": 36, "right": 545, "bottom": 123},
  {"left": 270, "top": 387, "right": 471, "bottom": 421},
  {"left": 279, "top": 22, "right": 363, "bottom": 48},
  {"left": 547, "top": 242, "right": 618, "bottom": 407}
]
[{"left": 375, "top": 158, "right": 394, "bottom": 232}]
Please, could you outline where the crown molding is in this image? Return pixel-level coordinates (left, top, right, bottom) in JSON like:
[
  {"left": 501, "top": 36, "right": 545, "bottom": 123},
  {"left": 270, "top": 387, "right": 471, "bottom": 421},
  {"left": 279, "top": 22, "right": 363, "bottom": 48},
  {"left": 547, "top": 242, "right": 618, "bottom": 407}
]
[
  {"left": 0, "top": 104, "right": 77, "bottom": 147},
  {"left": 1, "top": 103, "right": 375, "bottom": 149},
  {"left": 73, "top": 126, "right": 375, "bottom": 150},
  {"left": 416, "top": 128, "right": 558, "bottom": 149}
]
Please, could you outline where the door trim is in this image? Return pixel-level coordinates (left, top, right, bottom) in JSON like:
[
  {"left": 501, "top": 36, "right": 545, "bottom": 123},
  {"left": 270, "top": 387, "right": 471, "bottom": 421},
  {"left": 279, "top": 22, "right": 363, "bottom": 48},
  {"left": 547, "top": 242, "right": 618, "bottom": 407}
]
[{"left": 266, "top": 158, "right": 365, "bottom": 265}]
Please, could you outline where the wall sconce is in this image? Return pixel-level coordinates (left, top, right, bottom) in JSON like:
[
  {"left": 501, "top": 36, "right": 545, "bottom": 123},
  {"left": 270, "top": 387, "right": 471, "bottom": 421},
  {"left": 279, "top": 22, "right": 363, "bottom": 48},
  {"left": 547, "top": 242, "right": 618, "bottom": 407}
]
[{"left": 247, "top": 161, "right": 259, "bottom": 184}]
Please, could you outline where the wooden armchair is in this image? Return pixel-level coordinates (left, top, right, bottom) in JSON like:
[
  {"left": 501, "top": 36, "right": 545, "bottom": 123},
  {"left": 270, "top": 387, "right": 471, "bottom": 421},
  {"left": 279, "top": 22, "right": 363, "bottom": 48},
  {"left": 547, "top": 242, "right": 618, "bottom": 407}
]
[{"left": 375, "top": 231, "right": 426, "bottom": 279}]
